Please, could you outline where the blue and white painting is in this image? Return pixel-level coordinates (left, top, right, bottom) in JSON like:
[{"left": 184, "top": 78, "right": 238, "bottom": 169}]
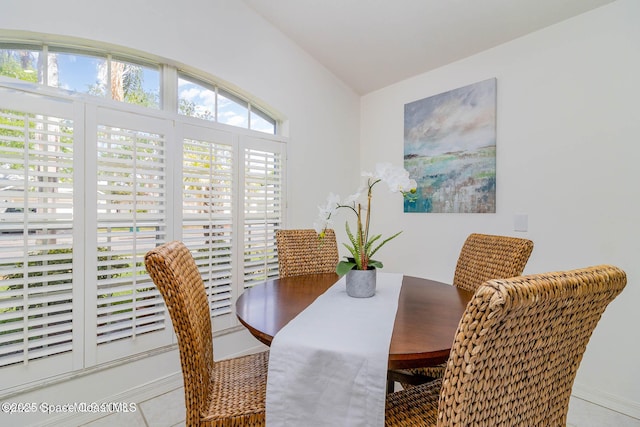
[{"left": 404, "top": 78, "right": 496, "bottom": 213}]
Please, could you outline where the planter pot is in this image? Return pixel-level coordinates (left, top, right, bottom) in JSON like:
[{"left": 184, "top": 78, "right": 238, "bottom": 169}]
[{"left": 345, "top": 268, "right": 376, "bottom": 298}]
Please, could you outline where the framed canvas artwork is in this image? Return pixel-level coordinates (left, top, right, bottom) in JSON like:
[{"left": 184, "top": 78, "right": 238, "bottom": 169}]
[{"left": 404, "top": 78, "right": 496, "bottom": 213}]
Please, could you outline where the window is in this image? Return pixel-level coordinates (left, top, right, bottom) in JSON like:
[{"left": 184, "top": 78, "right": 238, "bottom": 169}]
[
  {"left": 95, "top": 123, "right": 168, "bottom": 345},
  {"left": 181, "top": 130, "right": 235, "bottom": 321},
  {"left": 0, "top": 37, "right": 285, "bottom": 389},
  {"left": 251, "top": 106, "right": 278, "bottom": 135},
  {"left": 218, "top": 89, "right": 249, "bottom": 128},
  {"left": 178, "top": 73, "right": 276, "bottom": 134},
  {"left": 178, "top": 74, "right": 216, "bottom": 121},
  {"left": 0, "top": 44, "right": 40, "bottom": 83},
  {"left": 242, "top": 144, "right": 282, "bottom": 287},
  {"left": 109, "top": 57, "right": 160, "bottom": 108},
  {"left": 0, "top": 42, "right": 275, "bottom": 133},
  {"left": 0, "top": 106, "right": 74, "bottom": 367},
  {"left": 49, "top": 47, "right": 108, "bottom": 95},
  {"left": 0, "top": 45, "right": 162, "bottom": 111}
]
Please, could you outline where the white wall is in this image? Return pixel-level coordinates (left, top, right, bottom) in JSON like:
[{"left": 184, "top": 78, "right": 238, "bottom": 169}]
[
  {"left": 0, "top": 0, "right": 361, "bottom": 227},
  {"left": 0, "top": 1, "right": 360, "bottom": 425},
  {"left": 361, "top": 0, "right": 640, "bottom": 417}
]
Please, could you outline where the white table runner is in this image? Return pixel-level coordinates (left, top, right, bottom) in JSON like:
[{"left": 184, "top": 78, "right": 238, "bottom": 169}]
[{"left": 266, "top": 272, "right": 403, "bottom": 427}]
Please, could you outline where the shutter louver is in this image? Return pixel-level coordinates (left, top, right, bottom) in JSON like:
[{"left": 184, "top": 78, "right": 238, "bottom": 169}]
[
  {"left": 243, "top": 146, "right": 282, "bottom": 288},
  {"left": 182, "top": 138, "right": 234, "bottom": 318},
  {"left": 0, "top": 108, "right": 74, "bottom": 367},
  {"left": 95, "top": 125, "right": 166, "bottom": 345}
]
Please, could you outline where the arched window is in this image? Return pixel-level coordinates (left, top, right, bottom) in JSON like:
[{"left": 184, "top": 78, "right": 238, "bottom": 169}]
[
  {"left": 0, "top": 41, "right": 277, "bottom": 134},
  {"left": 0, "top": 36, "right": 285, "bottom": 390}
]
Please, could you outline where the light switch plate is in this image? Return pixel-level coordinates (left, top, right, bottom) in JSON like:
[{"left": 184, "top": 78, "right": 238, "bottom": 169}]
[{"left": 514, "top": 214, "right": 528, "bottom": 232}]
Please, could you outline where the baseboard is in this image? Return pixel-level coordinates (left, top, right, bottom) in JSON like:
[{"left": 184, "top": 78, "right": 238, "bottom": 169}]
[{"left": 572, "top": 382, "right": 640, "bottom": 421}]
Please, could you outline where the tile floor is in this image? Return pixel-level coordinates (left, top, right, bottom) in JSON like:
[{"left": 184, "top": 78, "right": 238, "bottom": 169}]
[{"left": 81, "top": 383, "right": 640, "bottom": 427}]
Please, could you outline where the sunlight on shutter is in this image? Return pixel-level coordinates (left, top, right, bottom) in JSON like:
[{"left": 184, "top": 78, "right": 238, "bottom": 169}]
[
  {"left": 0, "top": 73, "right": 285, "bottom": 385},
  {"left": 0, "top": 109, "right": 74, "bottom": 367},
  {"left": 95, "top": 125, "right": 166, "bottom": 345},
  {"left": 243, "top": 146, "right": 282, "bottom": 288},
  {"left": 182, "top": 138, "right": 234, "bottom": 318}
]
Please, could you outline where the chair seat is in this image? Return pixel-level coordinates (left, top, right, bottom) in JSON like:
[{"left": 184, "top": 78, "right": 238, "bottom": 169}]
[
  {"left": 203, "top": 351, "right": 269, "bottom": 426},
  {"left": 403, "top": 363, "right": 446, "bottom": 384},
  {"left": 385, "top": 379, "right": 441, "bottom": 426}
]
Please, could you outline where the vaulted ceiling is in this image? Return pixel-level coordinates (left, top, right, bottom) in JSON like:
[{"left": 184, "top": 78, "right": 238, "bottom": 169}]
[{"left": 243, "top": 0, "right": 615, "bottom": 94}]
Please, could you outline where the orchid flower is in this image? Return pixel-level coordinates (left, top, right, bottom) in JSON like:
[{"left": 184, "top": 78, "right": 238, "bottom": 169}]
[{"left": 316, "top": 163, "right": 417, "bottom": 274}]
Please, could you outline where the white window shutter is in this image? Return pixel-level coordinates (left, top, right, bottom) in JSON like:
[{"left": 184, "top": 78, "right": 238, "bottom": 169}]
[
  {"left": 181, "top": 128, "right": 235, "bottom": 323},
  {"left": 0, "top": 83, "right": 287, "bottom": 386},
  {"left": 0, "top": 90, "right": 77, "bottom": 387},
  {"left": 241, "top": 137, "right": 284, "bottom": 288},
  {"left": 91, "top": 110, "right": 173, "bottom": 362}
]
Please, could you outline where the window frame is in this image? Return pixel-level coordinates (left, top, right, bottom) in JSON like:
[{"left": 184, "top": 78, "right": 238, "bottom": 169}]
[{"left": 0, "top": 36, "right": 286, "bottom": 390}]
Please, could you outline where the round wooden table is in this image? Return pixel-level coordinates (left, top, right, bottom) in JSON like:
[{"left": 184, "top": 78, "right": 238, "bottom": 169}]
[{"left": 235, "top": 272, "right": 473, "bottom": 370}]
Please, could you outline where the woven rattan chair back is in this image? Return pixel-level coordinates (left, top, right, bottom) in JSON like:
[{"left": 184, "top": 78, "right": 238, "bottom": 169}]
[
  {"left": 452, "top": 233, "right": 534, "bottom": 293},
  {"left": 145, "top": 241, "right": 268, "bottom": 426},
  {"left": 392, "top": 233, "right": 534, "bottom": 386},
  {"left": 145, "top": 241, "right": 213, "bottom": 425},
  {"left": 385, "top": 265, "right": 627, "bottom": 426},
  {"left": 276, "top": 229, "right": 339, "bottom": 278},
  {"left": 437, "top": 264, "right": 627, "bottom": 426}
]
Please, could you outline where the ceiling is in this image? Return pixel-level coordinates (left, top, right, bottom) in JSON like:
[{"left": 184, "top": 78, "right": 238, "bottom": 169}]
[{"left": 243, "top": 0, "right": 615, "bottom": 95}]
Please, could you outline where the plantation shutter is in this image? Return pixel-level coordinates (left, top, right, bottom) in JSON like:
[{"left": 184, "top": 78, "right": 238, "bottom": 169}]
[
  {"left": 241, "top": 137, "right": 284, "bottom": 288},
  {"left": 0, "top": 82, "right": 287, "bottom": 386},
  {"left": 0, "top": 88, "right": 78, "bottom": 387},
  {"left": 92, "top": 109, "right": 173, "bottom": 361},
  {"left": 181, "top": 125, "right": 235, "bottom": 331}
]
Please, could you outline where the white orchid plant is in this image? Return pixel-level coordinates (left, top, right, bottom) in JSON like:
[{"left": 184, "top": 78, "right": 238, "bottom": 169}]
[{"left": 315, "top": 163, "right": 417, "bottom": 276}]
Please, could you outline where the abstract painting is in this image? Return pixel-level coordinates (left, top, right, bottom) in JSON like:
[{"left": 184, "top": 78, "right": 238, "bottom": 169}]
[{"left": 404, "top": 78, "right": 496, "bottom": 213}]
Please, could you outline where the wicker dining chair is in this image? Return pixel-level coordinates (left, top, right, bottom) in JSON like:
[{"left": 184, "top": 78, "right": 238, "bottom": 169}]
[
  {"left": 145, "top": 241, "right": 269, "bottom": 427},
  {"left": 275, "top": 228, "right": 340, "bottom": 278},
  {"left": 385, "top": 264, "right": 627, "bottom": 426},
  {"left": 452, "top": 232, "right": 535, "bottom": 293},
  {"left": 391, "top": 232, "right": 534, "bottom": 389}
]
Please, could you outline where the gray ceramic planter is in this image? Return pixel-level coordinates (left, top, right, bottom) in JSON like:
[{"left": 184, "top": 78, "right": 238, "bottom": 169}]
[{"left": 345, "top": 268, "right": 377, "bottom": 298}]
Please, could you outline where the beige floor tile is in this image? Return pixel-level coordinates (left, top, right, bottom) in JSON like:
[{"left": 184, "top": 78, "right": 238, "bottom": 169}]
[
  {"left": 138, "top": 387, "right": 185, "bottom": 427},
  {"left": 82, "top": 387, "right": 640, "bottom": 427},
  {"left": 567, "top": 396, "right": 640, "bottom": 427},
  {"left": 80, "top": 409, "right": 147, "bottom": 427}
]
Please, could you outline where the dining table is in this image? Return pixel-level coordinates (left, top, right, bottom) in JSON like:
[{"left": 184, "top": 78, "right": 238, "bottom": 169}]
[
  {"left": 237, "top": 272, "right": 473, "bottom": 426},
  {"left": 235, "top": 272, "right": 473, "bottom": 371}
]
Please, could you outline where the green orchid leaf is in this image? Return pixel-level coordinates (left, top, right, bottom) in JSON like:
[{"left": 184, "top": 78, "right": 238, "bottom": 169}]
[
  {"left": 342, "top": 243, "right": 361, "bottom": 267},
  {"left": 336, "top": 260, "right": 357, "bottom": 276},
  {"left": 368, "top": 231, "right": 402, "bottom": 259},
  {"left": 368, "top": 259, "right": 383, "bottom": 269},
  {"left": 345, "top": 222, "right": 359, "bottom": 250},
  {"left": 364, "top": 234, "right": 382, "bottom": 255}
]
